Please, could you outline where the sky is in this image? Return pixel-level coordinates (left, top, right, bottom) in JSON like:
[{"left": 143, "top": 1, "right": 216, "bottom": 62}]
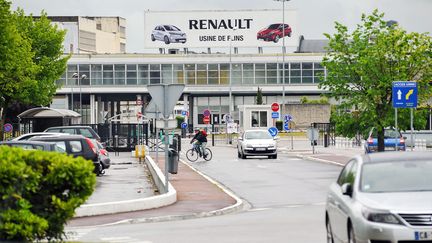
[{"left": 10, "top": 0, "right": 432, "bottom": 53}]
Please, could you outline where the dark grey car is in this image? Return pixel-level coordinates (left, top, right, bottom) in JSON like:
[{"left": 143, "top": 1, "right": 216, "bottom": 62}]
[
  {"left": 0, "top": 140, "right": 64, "bottom": 152},
  {"left": 44, "top": 126, "right": 101, "bottom": 142}
]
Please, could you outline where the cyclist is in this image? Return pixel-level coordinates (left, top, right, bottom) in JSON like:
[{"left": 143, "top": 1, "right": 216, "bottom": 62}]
[{"left": 190, "top": 128, "right": 208, "bottom": 158}]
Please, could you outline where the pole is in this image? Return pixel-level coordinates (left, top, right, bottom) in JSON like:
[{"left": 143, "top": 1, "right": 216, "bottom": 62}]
[
  {"left": 71, "top": 80, "right": 74, "bottom": 111},
  {"left": 164, "top": 122, "right": 169, "bottom": 193},
  {"left": 282, "top": 0, "right": 286, "bottom": 115},
  {"left": 395, "top": 108, "right": 398, "bottom": 151},
  {"left": 410, "top": 108, "right": 414, "bottom": 151},
  {"left": 79, "top": 77, "right": 82, "bottom": 116}
]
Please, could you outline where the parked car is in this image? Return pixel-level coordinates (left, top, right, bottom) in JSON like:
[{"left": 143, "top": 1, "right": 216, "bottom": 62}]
[
  {"left": 326, "top": 151, "right": 432, "bottom": 243},
  {"left": 237, "top": 129, "right": 277, "bottom": 159},
  {"left": 13, "top": 132, "right": 64, "bottom": 141},
  {"left": 0, "top": 140, "right": 64, "bottom": 152},
  {"left": 364, "top": 127, "right": 405, "bottom": 153},
  {"left": 257, "top": 23, "right": 292, "bottom": 43},
  {"left": 151, "top": 25, "right": 187, "bottom": 44},
  {"left": 30, "top": 134, "right": 104, "bottom": 175},
  {"left": 44, "top": 126, "right": 101, "bottom": 142},
  {"left": 90, "top": 139, "right": 111, "bottom": 170}
]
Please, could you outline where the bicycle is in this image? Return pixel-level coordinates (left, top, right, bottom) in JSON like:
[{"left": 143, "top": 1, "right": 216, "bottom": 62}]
[{"left": 185, "top": 143, "right": 213, "bottom": 162}]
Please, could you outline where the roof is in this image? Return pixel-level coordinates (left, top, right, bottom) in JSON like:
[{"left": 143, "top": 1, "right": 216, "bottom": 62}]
[
  {"left": 18, "top": 107, "right": 81, "bottom": 119},
  {"left": 296, "top": 35, "right": 329, "bottom": 53}
]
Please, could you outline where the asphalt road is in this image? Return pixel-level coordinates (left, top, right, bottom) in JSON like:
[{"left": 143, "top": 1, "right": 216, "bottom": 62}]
[{"left": 67, "top": 144, "right": 342, "bottom": 243}]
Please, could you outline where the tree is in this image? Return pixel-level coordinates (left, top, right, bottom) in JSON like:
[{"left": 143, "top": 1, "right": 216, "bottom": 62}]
[
  {"left": 319, "top": 10, "right": 432, "bottom": 151},
  {"left": 0, "top": 1, "right": 69, "bottom": 140},
  {"left": 256, "top": 86, "right": 263, "bottom": 104}
]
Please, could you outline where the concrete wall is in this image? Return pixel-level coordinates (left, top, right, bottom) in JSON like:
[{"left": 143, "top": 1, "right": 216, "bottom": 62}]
[{"left": 285, "top": 104, "right": 331, "bottom": 129}]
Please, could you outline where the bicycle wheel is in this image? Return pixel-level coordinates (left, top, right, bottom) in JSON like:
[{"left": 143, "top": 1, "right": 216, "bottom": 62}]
[
  {"left": 186, "top": 148, "right": 199, "bottom": 162},
  {"left": 203, "top": 148, "right": 213, "bottom": 161}
]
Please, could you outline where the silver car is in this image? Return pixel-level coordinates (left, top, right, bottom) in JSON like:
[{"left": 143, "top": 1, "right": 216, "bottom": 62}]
[
  {"left": 151, "top": 25, "right": 186, "bottom": 44},
  {"left": 326, "top": 151, "right": 432, "bottom": 243},
  {"left": 237, "top": 129, "right": 277, "bottom": 159}
]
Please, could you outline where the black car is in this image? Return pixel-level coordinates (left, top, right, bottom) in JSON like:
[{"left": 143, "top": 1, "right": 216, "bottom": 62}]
[
  {"left": 0, "top": 140, "right": 64, "bottom": 152},
  {"left": 44, "top": 126, "right": 101, "bottom": 142},
  {"left": 30, "top": 134, "right": 104, "bottom": 175}
]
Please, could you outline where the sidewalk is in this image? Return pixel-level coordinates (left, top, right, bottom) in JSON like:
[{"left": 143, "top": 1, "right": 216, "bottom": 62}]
[{"left": 67, "top": 141, "right": 360, "bottom": 228}]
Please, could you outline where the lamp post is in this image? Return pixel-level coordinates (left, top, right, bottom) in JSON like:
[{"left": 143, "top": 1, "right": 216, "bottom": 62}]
[
  {"left": 274, "top": 0, "right": 290, "bottom": 114},
  {"left": 228, "top": 27, "right": 237, "bottom": 144},
  {"left": 72, "top": 73, "right": 87, "bottom": 116}
]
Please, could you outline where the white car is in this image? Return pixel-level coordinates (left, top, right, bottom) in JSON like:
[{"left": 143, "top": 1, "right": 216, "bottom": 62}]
[
  {"left": 13, "top": 132, "right": 64, "bottom": 141},
  {"left": 151, "top": 25, "right": 186, "bottom": 44},
  {"left": 326, "top": 151, "right": 432, "bottom": 243},
  {"left": 237, "top": 129, "right": 277, "bottom": 159}
]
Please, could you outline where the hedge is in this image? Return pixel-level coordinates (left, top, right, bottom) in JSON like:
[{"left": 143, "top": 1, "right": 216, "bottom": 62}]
[{"left": 0, "top": 146, "right": 96, "bottom": 241}]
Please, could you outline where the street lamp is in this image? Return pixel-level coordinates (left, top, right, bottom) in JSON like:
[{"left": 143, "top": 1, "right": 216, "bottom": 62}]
[
  {"left": 72, "top": 73, "right": 87, "bottom": 116},
  {"left": 229, "top": 27, "right": 237, "bottom": 114},
  {"left": 274, "top": 0, "right": 290, "bottom": 114}
]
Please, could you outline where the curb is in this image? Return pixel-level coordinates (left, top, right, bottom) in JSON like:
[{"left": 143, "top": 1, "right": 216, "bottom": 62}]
[{"left": 74, "top": 156, "right": 177, "bottom": 218}]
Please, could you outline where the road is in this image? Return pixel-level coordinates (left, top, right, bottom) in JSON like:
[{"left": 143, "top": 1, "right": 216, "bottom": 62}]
[{"left": 68, "top": 144, "right": 342, "bottom": 243}]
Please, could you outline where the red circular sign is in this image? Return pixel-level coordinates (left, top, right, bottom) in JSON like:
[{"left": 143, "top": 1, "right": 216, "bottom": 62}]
[
  {"left": 203, "top": 115, "right": 210, "bottom": 124},
  {"left": 271, "top": 103, "right": 279, "bottom": 112}
]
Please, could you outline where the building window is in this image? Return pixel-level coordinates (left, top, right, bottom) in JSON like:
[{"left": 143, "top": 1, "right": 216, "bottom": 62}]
[
  {"left": 138, "top": 64, "right": 149, "bottom": 85},
  {"left": 161, "top": 64, "right": 173, "bottom": 84},
  {"left": 150, "top": 64, "right": 160, "bottom": 84},
  {"left": 196, "top": 64, "right": 207, "bottom": 85},
  {"left": 302, "top": 62, "right": 313, "bottom": 84},
  {"left": 220, "top": 63, "right": 229, "bottom": 85},
  {"left": 243, "top": 63, "right": 254, "bottom": 84},
  {"left": 255, "top": 63, "right": 266, "bottom": 84},
  {"left": 78, "top": 64, "right": 90, "bottom": 85},
  {"left": 173, "top": 64, "right": 184, "bottom": 84},
  {"left": 231, "top": 63, "right": 242, "bottom": 84},
  {"left": 103, "top": 65, "right": 114, "bottom": 85},
  {"left": 314, "top": 62, "right": 325, "bottom": 83},
  {"left": 185, "top": 64, "right": 196, "bottom": 85},
  {"left": 96, "top": 23, "right": 102, "bottom": 30},
  {"left": 114, "top": 64, "right": 125, "bottom": 85},
  {"left": 266, "top": 63, "right": 277, "bottom": 84},
  {"left": 120, "top": 43, "right": 126, "bottom": 53},
  {"left": 290, "top": 62, "right": 301, "bottom": 84},
  {"left": 126, "top": 64, "right": 137, "bottom": 85},
  {"left": 91, "top": 64, "right": 102, "bottom": 85},
  {"left": 208, "top": 64, "right": 219, "bottom": 85},
  {"left": 67, "top": 64, "right": 78, "bottom": 86},
  {"left": 251, "top": 111, "right": 267, "bottom": 128}
]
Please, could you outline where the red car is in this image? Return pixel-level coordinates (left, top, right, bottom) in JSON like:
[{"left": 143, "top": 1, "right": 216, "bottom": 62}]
[{"left": 257, "top": 23, "right": 292, "bottom": 43}]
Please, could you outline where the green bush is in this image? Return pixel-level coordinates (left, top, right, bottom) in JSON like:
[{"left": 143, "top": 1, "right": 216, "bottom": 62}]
[
  {"left": 176, "top": 115, "right": 185, "bottom": 128},
  {"left": 0, "top": 146, "right": 96, "bottom": 242},
  {"left": 276, "top": 120, "right": 283, "bottom": 131}
]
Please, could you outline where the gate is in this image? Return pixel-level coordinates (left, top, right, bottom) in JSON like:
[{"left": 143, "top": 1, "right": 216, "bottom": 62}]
[{"left": 311, "top": 122, "right": 335, "bottom": 146}]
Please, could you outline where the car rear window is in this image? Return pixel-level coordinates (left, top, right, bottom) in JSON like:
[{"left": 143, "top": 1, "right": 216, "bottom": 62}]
[
  {"left": 54, "top": 141, "right": 66, "bottom": 152},
  {"left": 79, "top": 128, "right": 93, "bottom": 138},
  {"left": 62, "top": 128, "right": 77, "bottom": 135},
  {"left": 69, "top": 141, "right": 82, "bottom": 153},
  {"left": 46, "top": 128, "right": 60, "bottom": 133}
]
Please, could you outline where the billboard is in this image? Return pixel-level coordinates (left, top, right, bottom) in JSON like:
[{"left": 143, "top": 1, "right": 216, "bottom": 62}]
[{"left": 143, "top": 9, "right": 298, "bottom": 49}]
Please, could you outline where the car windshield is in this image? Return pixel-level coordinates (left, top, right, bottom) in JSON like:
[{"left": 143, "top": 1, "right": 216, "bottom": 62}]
[
  {"left": 360, "top": 160, "right": 432, "bottom": 193},
  {"left": 267, "top": 24, "right": 280, "bottom": 29},
  {"left": 245, "top": 131, "right": 272, "bottom": 140},
  {"left": 164, "top": 25, "right": 180, "bottom": 31},
  {"left": 370, "top": 129, "right": 401, "bottom": 138}
]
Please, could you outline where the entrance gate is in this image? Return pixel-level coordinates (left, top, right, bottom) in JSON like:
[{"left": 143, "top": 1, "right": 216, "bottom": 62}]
[{"left": 311, "top": 122, "right": 335, "bottom": 146}]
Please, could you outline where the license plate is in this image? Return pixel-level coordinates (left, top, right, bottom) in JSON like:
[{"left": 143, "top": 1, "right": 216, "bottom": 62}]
[
  {"left": 255, "top": 148, "right": 266, "bottom": 151},
  {"left": 415, "top": 231, "right": 432, "bottom": 240}
]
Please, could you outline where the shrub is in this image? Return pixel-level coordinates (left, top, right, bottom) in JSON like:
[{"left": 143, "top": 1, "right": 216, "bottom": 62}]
[
  {"left": 0, "top": 146, "right": 96, "bottom": 241},
  {"left": 276, "top": 120, "right": 283, "bottom": 131},
  {"left": 176, "top": 115, "right": 185, "bottom": 128}
]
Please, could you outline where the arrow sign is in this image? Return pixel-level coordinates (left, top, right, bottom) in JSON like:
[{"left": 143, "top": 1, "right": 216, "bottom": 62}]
[
  {"left": 268, "top": 127, "right": 278, "bottom": 137},
  {"left": 147, "top": 84, "right": 185, "bottom": 119},
  {"left": 392, "top": 81, "right": 417, "bottom": 108},
  {"left": 397, "top": 90, "right": 402, "bottom": 100}
]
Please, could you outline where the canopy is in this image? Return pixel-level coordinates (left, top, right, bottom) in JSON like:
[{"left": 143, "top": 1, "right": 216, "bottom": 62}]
[{"left": 18, "top": 107, "right": 81, "bottom": 119}]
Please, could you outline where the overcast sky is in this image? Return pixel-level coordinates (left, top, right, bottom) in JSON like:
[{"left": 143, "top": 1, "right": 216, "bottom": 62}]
[{"left": 11, "top": 0, "right": 432, "bottom": 53}]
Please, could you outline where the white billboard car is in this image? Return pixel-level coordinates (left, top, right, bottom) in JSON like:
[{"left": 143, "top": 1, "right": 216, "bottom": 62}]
[{"left": 151, "top": 25, "right": 187, "bottom": 44}]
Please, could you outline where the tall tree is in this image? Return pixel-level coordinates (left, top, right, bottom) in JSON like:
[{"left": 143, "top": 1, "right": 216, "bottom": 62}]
[
  {"left": 256, "top": 86, "right": 263, "bottom": 104},
  {"left": 0, "top": 1, "right": 69, "bottom": 139},
  {"left": 320, "top": 10, "right": 432, "bottom": 151}
]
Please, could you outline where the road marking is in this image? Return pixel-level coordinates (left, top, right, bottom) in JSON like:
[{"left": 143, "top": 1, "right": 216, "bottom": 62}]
[
  {"left": 100, "top": 236, "right": 153, "bottom": 243},
  {"left": 65, "top": 227, "right": 96, "bottom": 241}
]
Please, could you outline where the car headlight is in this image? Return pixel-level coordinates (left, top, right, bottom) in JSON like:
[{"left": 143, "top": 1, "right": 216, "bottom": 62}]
[
  {"left": 361, "top": 207, "right": 402, "bottom": 225},
  {"left": 246, "top": 144, "right": 253, "bottom": 148},
  {"left": 268, "top": 145, "right": 276, "bottom": 149}
]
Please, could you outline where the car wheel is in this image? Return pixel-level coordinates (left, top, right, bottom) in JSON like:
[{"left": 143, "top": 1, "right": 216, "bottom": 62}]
[
  {"left": 241, "top": 150, "right": 246, "bottom": 159},
  {"left": 238, "top": 150, "right": 241, "bottom": 158},
  {"left": 273, "top": 154, "right": 277, "bottom": 159},
  {"left": 326, "top": 218, "right": 334, "bottom": 243},
  {"left": 348, "top": 223, "right": 356, "bottom": 243},
  {"left": 164, "top": 36, "right": 170, "bottom": 44},
  {"left": 151, "top": 34, "right": 155, "bottom": 41},
  {"left": 273, "top": 35, "right": 280, "bottom": 43}
]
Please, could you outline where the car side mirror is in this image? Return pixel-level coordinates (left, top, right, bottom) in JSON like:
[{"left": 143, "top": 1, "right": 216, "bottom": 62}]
[
  {"left": 238, "top": 137, "right": 243, "bottom": 141},
  {"left": 341, "top": 183, "right": 353, "bottom": 197}
]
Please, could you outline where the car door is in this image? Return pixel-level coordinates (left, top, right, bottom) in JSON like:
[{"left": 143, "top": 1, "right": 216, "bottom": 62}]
[
  {"left": 156, "top": 26, "right": 164, "bottom": 40},
  {"left": 328, "top": 159, "right": 358, "bottom": 242}
]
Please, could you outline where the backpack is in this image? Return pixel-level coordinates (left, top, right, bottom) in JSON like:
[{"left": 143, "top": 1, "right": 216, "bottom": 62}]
[{"left": 201, "top": 130, "right": 207, "bottom": 137}]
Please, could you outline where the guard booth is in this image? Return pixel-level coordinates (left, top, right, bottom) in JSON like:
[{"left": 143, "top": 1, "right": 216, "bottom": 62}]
[
  {"left": 238, "top": 105, "right": 274, "bottom": 132},
  {"left": 17, "top": 107, "right": 81, "bottom": 133}
]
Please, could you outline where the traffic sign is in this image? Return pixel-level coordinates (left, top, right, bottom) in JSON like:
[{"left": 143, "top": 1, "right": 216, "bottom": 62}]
[
  {"left": 268, "top": 127, "right": 278, "bottom": 137},
  {"left": 271, "top": 112, "right": 279, "bottom": 119},
  {"left": 3, "top": 123, "right": 12, "bottom": 133},
  {"left": 284, "top": 114, "right": 292, "bottom": 122},
  {"left": 392, "top": 81, "right": 418, "bottom": 108},
  {"left": 181, "top": 110, "right": 187, "bottom": 116},
  {"left": 203, "top": 109, "right": 211, "bottom": 117},
  {"left": 181, "top": 122, "right": 188, "bottom": 129},
  {"left": 283, "top": 122, "right": 290, "bottom": 131},
  {"left": 223, "top": 113, "right": 233, "bottom": 123},
  {"left": 271, "top": 103, "right": 279, "bottom": 112},
  {"left": 203, "top": 115, "right": 210, "bottom": 124}
]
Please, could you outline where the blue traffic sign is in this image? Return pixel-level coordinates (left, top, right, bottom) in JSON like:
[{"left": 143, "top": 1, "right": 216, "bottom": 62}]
[
  {"left": 284, "top": 114, "right": 292, "bottom": 122},
  {"left": 268, "top": 127, "right": 278, "bottom": 137},
  {"left": 271, "top": 112, "right": 279, "bottom": 119},
  {"left": 284, "top": 122, "right": 290, "bottom": 131},
  {"left": 181, "top": 122, "right": 188, "bottom": 129},
  {"left": 181, "top": 110, "right": 187, "bottom": 116},
  {"left": 3, "top": 123, "right": 12, "bottom": 133},
  {"left": 203, "top": 109, "right": 211, "bottom": 117},
  {"left": 392, "top": 81, "right": 418, "bottom": 108}
]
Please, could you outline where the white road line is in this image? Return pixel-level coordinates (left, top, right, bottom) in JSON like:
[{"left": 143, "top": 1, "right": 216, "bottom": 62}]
[
  {"left": 100, "top": 236, "right": 153, "bottom": 243},
  {"left": 65, "top": 227, "right": 96, "bottom": 241}
]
